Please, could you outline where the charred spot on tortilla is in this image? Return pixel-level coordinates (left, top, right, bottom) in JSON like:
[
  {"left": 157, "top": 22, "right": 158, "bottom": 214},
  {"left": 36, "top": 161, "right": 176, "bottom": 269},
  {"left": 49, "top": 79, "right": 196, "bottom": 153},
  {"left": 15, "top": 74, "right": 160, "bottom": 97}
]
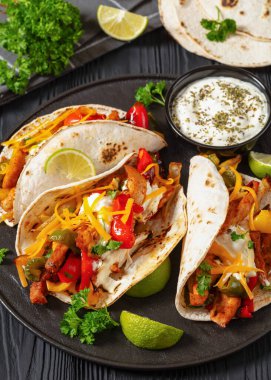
[
  {"left": 222, "top": 0, "right": 238, "bottom": 7},
  {"left": 239, "top": 11, "right": 245, "bottom": 15},
  {"left": 25, "top": 171, "right": 30, "bottom": 176},
  {"left": 101, "top": 143, "right": 128, "bottom": 164},
  {"left": 208, "top": 207, "right": 217, "bottom": 214}
]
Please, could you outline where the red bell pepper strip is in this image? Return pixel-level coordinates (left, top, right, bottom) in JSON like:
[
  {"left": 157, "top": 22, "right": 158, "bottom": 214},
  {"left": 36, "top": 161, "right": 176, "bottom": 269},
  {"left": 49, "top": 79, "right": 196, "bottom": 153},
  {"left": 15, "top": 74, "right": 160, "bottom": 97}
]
[
  {"left": 58, "top": 254, "right": 81, "bottom": 283},
  {"left": 63, "top": 109, "right": 83, "bottom": 126},
  {"left": 87, "top": 114, "right": 106, "bottom": 121},
  {"left": 137, "top": 148, "right": 153, "bottom": 173},
  {"left": 126, "top": 102, "right": 149, "bottom": 129},
  {"left": 248, "top": 276, "right": 258, "bottom": 291},
  {"left": 79, "top": 251, "right": 97, "bottom": 290},
  {"left": 238, "top": 305, "right": 253, "bottom": 318}
]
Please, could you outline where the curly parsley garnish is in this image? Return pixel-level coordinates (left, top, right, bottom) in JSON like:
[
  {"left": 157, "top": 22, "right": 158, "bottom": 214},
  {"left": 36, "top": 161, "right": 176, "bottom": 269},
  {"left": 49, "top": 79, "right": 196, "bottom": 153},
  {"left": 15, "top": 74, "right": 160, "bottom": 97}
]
[
  {"left": 60, "top": 289, "right": 118, "bottom": 345},
  {"left": 0, "top": 248, "right": 9, "bottom": 264},
  {"left": 135, "top": 81, "right": 166, "bottom": 107},
  {"left": 201, "top": 7, "right": 236, "bottom": 42},
  {"left": 0, "top": 0, "right": 83, "bottom": 94},
  {"left": 197, "top": 261, "right": 212, "bottom": 296}
]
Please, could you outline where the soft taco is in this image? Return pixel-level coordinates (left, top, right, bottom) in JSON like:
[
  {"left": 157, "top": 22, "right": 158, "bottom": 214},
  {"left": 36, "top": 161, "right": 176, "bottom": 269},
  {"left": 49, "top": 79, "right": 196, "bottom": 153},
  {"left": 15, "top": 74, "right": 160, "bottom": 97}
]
[
  {"left": 176, "top": 155, "right": 271, "bottom": 327},
  {"left": 15, "top": 149, "right": 187, "bottom": 308},
  {"left": 0, "top": 105, "right": 166, "bottom": 226}
]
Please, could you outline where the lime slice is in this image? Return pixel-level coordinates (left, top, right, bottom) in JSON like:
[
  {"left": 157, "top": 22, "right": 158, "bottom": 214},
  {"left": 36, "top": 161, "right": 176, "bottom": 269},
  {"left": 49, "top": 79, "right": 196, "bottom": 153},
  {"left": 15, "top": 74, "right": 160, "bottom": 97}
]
[
  {"left": 97, "top": 5, "right": 148, "bottom": 41},
  {"left": 44, "top": 148, "right": 96, "bottom": 181},
  {"left": 120, "top": 311, "right": 183, "bottom": 350},
  {"left": 126, "top": 257, "right": 171, "bottom": 298},
  {"left": 248, "top": 151, "right": 271, "bottom": 179}
]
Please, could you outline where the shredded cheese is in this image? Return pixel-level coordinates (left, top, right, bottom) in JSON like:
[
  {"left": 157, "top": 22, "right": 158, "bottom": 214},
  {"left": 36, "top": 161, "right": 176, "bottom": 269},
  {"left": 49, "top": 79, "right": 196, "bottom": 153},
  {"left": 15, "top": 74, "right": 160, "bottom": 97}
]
[
  {"left": 229, "top": 166, "right": 243, "bottom": 202},
  {"left": 208, "top": 241, "right": 234, "bottom": 263},
  {"left": 83, "top": 198, "right": 111, "bottom": 241},
  {"left": 239, "top": 274, "right": 254, "bottom": 300},
  {"left": 15, "top": 262, "right": 28, "bottom": 288},
  {"left": 121, "top": 198, "right": 134, "bottom": 224},
  {"left": 24, "top": 237, "right": 47, "bottom": 258},
  {"left": 46, "top": 281, "right": 72, "bottom": 292},
  {"left": 145, "top": 186, "right": 167, "bottom": 201},
  {"left": 142, "top": 163, "right": 174, "bottom": 185},
  {"left": 249, "top": 202, "right": 256, "bottom": 231},
  {"left": 241, "top": 186, "right": 259, "bottom": 210}
]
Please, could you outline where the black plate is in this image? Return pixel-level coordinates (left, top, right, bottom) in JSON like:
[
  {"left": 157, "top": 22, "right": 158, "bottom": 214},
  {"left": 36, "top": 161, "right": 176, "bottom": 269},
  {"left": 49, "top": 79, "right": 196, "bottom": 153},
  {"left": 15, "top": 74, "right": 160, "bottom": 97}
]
[{"left": 1, "top": 75, "right": 271, "bottom": 370}]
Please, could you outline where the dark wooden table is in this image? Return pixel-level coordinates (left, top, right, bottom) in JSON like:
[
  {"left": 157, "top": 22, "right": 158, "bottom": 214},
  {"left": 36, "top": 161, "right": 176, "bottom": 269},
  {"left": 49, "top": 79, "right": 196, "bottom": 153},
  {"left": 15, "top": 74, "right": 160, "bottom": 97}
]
[{"left": 1, "top": 28, "right": 271, "bottom": 380}]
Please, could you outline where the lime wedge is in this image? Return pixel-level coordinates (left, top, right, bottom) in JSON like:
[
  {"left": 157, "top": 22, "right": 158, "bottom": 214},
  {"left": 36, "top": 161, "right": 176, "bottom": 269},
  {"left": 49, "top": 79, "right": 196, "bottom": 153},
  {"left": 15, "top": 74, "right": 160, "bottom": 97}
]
[
  {"left": 126, "top": 257, "right": 171, "bottom": 298},
  {"left": 248, "top": 151, "right": 271, "bottom": 179},
  {"left": 120, "top": 311, "right": 183, "bottom": 350},
  {"left": 44, "top": 148, "right": 96, "bottom": 181},
  {"left": 97, "top": 5, "right": 148, "bottom": 41}
]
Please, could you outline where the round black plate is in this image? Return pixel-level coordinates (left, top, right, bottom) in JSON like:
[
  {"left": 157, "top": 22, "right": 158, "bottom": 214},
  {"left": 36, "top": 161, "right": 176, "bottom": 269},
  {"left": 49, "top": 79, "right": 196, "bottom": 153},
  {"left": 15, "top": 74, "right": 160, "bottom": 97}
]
[{"left": 1, "top": 75, "right": 271, "bottom": 370}]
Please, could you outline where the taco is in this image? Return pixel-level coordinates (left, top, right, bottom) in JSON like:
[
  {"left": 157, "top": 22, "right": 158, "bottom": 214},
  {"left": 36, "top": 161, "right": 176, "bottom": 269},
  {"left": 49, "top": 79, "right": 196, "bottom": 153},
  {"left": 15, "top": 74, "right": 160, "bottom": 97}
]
[
  {"left": 15, "top": 149, "right": 187, "bottom": 308},
  {"left": 176, "top": 155, "right": 271, "bottom": 327},
  {"left": 0, "top": 105, "right": 166, "bottom": 226}
]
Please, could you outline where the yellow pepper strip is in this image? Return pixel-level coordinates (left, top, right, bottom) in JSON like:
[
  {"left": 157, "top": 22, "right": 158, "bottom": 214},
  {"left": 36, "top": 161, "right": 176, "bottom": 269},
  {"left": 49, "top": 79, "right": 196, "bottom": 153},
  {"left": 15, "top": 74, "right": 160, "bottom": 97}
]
[
  {"left": 121, "top": 198, "right": 134, "bottom": 224},
  {"left": 145, "top": 186, "right": 167, "bottom": 201},
  {"left": 46, "top": 281, "right": 73, "bottom": 292},
  {"left": 249, "top": 202, "right": 256, "bottom": 231},
  {"left": 253, "top": 210, "right": 271, "bottom": 233},
  {"left": 142, "top": 163, "right": 174, "bottom": 185},
  {"left": 219, "top": 155, "right": 242, "bottom": 170},
  {"left": 14, "top": 256, "right": 29, "bottom": 288},
  {"left": 241, "top": 186, "right": 259, "bottom": 211},
  {"left": 83, "top": 198, "right": 111, "bottom": 241},
  {"left": 229, "top": 166, "right": 243, "bottom": 202},
  {"left": 0, "top": 162, "right": 8, "bottom": 175},
  {"left": 219, "top": 167, "right": 227, "bottom": 175}
]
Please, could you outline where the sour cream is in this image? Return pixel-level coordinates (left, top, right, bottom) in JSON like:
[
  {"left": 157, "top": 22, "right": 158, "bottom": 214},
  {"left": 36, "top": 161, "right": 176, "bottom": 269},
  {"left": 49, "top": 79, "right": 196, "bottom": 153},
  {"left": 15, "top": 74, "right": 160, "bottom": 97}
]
[{"left": 171, "top": 77, "right": 269, "bottom": 146}]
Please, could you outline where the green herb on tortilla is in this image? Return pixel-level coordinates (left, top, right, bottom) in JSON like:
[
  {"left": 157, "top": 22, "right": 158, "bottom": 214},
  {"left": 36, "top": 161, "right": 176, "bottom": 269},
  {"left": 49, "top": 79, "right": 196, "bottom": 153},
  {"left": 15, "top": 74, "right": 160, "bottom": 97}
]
[
  {"left": 200, "top": 7, "right": 236, "bottom": 42},
  {"left": 0, "top": 248, "right": 9, "bottom": 264},
  {"left": 135, "top": 81, "right": 166, "bottom": 107},
  {"left": 107, "top": 190, "right": 118, "bottom": 199},
  {"left": 92, "top": 240, "right": 122, "bottom": 255},
  {"left": 248, "top": 240, "right": 254, "bottom": 249},
  {"left": 197, "top": 262, "right": 212, "bottom": 296},
  {"left": 0, "top": 0, "right": 83, "bottom": 94},
  {"left": 230, "top": 231, "right": 246, "bottom": 241},
  {"left": 60, "top": 289, "right": 118, "bottom": 344}
]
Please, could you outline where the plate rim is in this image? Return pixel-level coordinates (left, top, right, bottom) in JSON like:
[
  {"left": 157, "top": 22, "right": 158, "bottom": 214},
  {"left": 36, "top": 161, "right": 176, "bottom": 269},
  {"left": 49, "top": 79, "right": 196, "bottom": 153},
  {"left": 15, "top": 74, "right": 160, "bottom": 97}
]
[{"left": 0, "top": 73, "right": 270, "bottom": 370}]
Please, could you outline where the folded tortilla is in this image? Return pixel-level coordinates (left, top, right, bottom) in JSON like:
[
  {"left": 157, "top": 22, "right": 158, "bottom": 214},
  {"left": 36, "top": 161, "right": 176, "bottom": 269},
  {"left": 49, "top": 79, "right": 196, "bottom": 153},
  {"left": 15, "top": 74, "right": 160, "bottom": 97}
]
[
  {"left": 16, "top": 152, "right": 187, "bottom": 308},
  {"left": 0, "top": 105, "right": 166, "bottom": 226},
  {"left": 176, "top": 156, "right": 271, "bottom": 323}
]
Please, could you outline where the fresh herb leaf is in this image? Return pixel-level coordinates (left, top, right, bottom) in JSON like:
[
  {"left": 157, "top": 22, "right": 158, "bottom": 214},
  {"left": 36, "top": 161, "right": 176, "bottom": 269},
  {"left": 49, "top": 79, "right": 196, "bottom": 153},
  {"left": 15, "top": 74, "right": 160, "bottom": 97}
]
[
  {"left": 197, "top": 274, "right": 212, "bottom": 296},
  {"left": 0, "top": 248, "right": 9, "bottom": 264},
  {"left": 44, "top": 248, "right": 53, "bottom": 259},
  {"left": 0, "top": 0, "right": 83, "bottom": 94},
  {"left": 107, "top": 190, "right": 118, "bottom": 199},
  {"left": 135, "top": 81, "right": 166, "bottom": 107},
  {"left": 200, "top": 6, "right": 236, "bottom": 42},
  {"left": 248, "top": 240, "right": 254, "bottom": 249},
  {"left": 92, "top": 240, "right": 121, "bottom": 256},
  {"left": 60, "top": 289, "right": 119, "bottom": 345},
  {"left": 231, "top": 231, "right": 246, "bottom": 241},
  {"left": 199, "top": 261, "right": 211, "bottom": 272}
]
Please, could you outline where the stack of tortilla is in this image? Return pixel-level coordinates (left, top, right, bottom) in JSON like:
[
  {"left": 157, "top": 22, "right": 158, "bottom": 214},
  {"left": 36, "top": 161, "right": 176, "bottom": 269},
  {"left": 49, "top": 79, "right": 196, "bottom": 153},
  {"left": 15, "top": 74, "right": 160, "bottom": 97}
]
[{"left": 158, "top": 0, "right": 271, "bottom": 67}]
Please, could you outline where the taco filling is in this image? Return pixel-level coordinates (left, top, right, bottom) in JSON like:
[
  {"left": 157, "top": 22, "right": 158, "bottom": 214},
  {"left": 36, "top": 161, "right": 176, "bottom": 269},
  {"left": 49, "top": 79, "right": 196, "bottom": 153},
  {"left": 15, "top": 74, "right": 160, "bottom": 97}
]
[
  {"left": 15, "top": 149, "right": 184, "bottom": 306},
  {"left": 178, "top": 155, "right": 271, "bottom": 328},
  {"left": 0, "top": 105, "right": 123, "bottom": 222}
]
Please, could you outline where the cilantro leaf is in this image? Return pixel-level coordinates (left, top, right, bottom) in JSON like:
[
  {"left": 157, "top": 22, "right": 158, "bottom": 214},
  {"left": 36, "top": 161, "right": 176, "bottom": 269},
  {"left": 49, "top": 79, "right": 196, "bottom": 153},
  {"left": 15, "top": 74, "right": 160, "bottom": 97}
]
[
  {"left": 135, "top": 81, "right": 166, "bottom": 108},
  {"left": 60, "top": 289, "right": 119, "bottom": 345},
  {"left": 197, "top": 274, "right": 212, "bottom": 296},
  {"left": 248, "top": 240, "right": 254, "bottom": 249},
  {"left": 262, "top": 285, "right": 271, "bottom": 291},
  {"left": 107, "top": 190, "right": 118, "bottom": 199},
  {"left": 0, "top": 0, "right": 83, "bottom": 94},
  {"left": 92, "top": 240, "right": 121, "bottom": 256},
  {"left": 200, "top": 7, "right": 236, "bottom": 42},
  {"left": 199, "top": 261, "right": 211, "bottom": 272},
  {"left": 231, "top": 231, "right": 246, "bottom": 241},
  {"left": 0, "top": 248, "right": 9, "bottom": 264}
]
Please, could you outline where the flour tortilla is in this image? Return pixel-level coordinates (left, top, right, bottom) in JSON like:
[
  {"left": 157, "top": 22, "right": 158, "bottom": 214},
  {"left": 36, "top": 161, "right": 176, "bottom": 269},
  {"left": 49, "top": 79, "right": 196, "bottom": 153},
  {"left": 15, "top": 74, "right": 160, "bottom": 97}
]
[
  {"left": 16, "top": 153, "right": 187, "bottom": 308},
  {"left": 1, "top": 105, "right": 166, "bottom": 226},
  {"left": 175, "top": 156, "right": 271, "bottom": 322},
  {"left": 159, "top": 0, "right": 271, "bottom": 67}
]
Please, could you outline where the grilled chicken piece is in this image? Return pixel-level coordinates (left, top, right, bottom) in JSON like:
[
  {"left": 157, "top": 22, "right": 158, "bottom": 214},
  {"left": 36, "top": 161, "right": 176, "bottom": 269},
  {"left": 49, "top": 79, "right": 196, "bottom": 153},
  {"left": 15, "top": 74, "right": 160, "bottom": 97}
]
[
  {"left": 210, "top": 293, "right": 241, "bottom": 328},
  {"left": 75, "top": 224, "right": 99, "bottom": 253},
  {"left": 189, "top": 283, "right": 209, "bottom": 306},
  {"left": 30, "top": 281, "right": 48, "bottom": 304},
  {"left": 250, "top": 231, "right": 267, "bottom": 285},
  {"left": 2, "top": 149, "right": 26, "bottom": 189},
  {"left": 261, "top": 234, "right": 271, "bottom": 275},
  {"left": 45, "top": 242, "right": 68, "bottom": 274},
  {"left": 125, "top": 165, "right": 147, "bottom": 205},
  {"left": 0, "top": 187, "right": 15, "bottom": 212}
]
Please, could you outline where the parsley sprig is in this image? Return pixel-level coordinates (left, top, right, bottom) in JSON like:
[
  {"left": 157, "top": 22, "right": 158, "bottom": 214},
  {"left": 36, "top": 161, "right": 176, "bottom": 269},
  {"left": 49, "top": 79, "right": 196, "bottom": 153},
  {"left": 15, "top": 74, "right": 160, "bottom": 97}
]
[
  {"left": 0, "top": 248, "right": 9, "bottom": 264},
  {"left": 197, "top": 262, "right": 212, "bottom": 296},
  {"left": 201, "top": 7, "right": 236, "bottom": 42},
  {"left": 60, "top": 289, "right": 119, "bottom": 345},
  {"left": 135, "top": 81, "right": 166, "bottom": 108},
  {"left": 0, "top": 0, "right": 83, "bottom": 94}
]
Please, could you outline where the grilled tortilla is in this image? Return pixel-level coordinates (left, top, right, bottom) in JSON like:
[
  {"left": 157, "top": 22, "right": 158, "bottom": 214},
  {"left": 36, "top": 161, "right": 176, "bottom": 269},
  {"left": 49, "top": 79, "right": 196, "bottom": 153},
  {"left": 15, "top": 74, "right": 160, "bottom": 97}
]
[
  {"left": 0, "top": 105, "right": 166, "bottom": 226},
  {"left": 16, "top": 152, "right": 187, "bottom": 308},
  {"left": 176, "top": 156, "right": 271, "bottom": 327}
]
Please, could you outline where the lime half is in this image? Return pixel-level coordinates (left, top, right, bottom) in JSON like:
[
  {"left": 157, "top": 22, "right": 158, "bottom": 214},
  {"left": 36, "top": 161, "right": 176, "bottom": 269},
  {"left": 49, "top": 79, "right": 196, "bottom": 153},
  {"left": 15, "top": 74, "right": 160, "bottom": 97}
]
[
  {"left": 120, "top": 311, "right": 183, "bottom": 350},
  {"left": 97, "top": 5, "right": 148, "bottom": 41},
  {"left": 126, "top": 257, "right": 171, "bottom": 298},
  {"left": 248, "top": 151, "right": 271, "bottom": 179},
  {"left": 44, "top": 148, "right": 96, "bottom": 181}
]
